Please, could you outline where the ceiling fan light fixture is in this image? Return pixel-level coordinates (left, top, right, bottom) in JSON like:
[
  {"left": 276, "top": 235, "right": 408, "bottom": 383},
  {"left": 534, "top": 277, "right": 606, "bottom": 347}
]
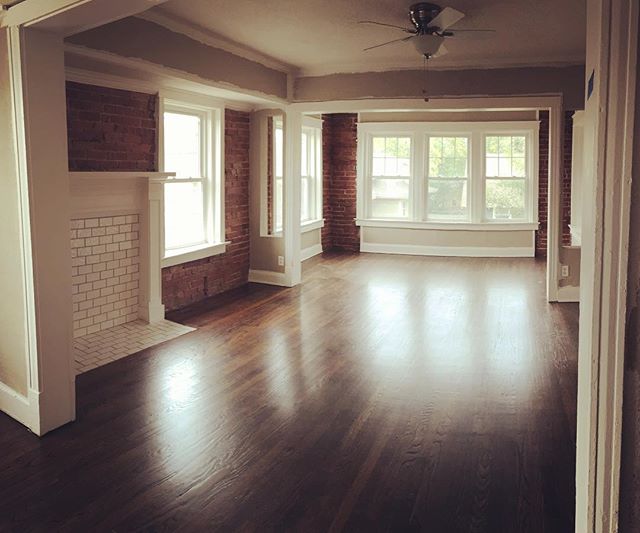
[{"left": 412, "top": 33, "right": 445, "bottom": 57}]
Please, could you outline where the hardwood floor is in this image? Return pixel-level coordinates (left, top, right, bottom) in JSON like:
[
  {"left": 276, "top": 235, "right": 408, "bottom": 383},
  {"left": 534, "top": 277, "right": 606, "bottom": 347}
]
[{"left": 0, "top": 253, "right": 578, "bottom": 532}]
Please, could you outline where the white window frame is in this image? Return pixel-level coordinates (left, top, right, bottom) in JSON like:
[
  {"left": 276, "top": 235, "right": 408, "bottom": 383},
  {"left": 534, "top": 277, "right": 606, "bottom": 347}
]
[
  {"left": 272, "top": 115, "right": 284, "bottom": 235},
  {"left": 159, "top": 93, "right": 226, "bottom": 267},
  {"left": 356, "top": 121, "right": 540, "bottom": 230},
  {"left": 301, "top": 116, "right": 324, "bottom": 232},
  {"left": 362, "top": 131, "right": 416, "bottom": 220}
]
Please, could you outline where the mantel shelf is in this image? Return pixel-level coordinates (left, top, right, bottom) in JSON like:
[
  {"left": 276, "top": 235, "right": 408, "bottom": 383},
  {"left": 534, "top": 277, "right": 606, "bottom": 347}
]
[{"left": 69, "top": 171, "right": 176, "bottom": 180}]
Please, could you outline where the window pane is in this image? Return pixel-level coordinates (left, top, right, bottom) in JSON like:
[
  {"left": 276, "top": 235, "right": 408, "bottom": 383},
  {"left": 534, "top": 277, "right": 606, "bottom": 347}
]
[
  {"left": 428, "top": 137, "right": 468, "bottom": 178},
  {"left": 274, "top": 124, "right": 283, "bottom": 178},
  {"left": 301, "top": 132, "right": 308, "bottom": 175},
  {"left": 512, "top": 157, "right": 526, "bottom": 177},
  {"left": 274, "top": 178, "right": 283, "bottom": 232},
  {"left": 428, "top": 179, "right": 468, "bottom": 220},
  {"left": 486, "top": 136, "right": 499, "bottom": 157},
  {"left": 499, "top": 136, "right": 512, "bottom": 157},
  {"left": 164, "top": 181, "right": 205, "bottom": 249},
  {"left": 498, "top": 158, "right": 512, "bottom": 177},
  {"left": 164, "top": 112, "right": 201, "bottom": 179},
  {"left": 371, "top": 178, "right": 409, "bottom": 218},
  {"left": 485, "top": 179, "right": 526, "bottom": 220},
  {"left": 301, "top": 177, "right": 310, "bottom": 222},
  {"left": 373, "top": 137, "right": 386, "bottom": 156},
  {"left": 486, "top": 157, "right": 499, "bottom": 177},
  {"left": 371, "top": 136, "right": 411, "bottom": 176}
]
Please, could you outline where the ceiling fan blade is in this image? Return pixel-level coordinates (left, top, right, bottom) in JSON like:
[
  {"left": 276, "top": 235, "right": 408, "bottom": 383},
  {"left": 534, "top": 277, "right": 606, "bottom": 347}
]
[
  {"left": 358, "top": 20, "right": 415, "bottom": 33},
  {"left": 432, "top": 43, "right": 448, "bottom": 58},
  {"left": 363, "top": 35, "right": 414, "bottom": 52},
  {"left": 446, "top": 29, "right": 496, "bottom": 40},
  {"left": 430, "top": 7, "right": 465, "bottom": 30}
]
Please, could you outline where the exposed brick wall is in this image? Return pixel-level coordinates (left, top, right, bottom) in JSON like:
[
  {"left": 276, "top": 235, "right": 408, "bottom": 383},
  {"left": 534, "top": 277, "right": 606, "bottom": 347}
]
[
  {"left": 66, "top": 82, "right": 157, "bottom": 172},
  {"left": 536, "top": 110, "right": 574, "bottom": 256},
  {"left": 537, "top": 111, "right": 550, "bottom": 256},
  {"left": 562, "top": 111, "right": 573, "bottom": 246},
  {"left": 321, "top": 115, "right": 333, "bottom": 250},
  {"left": 322, "top": 113, "right": 360, "bottom": 252},
  {"left": 161, "top": 109, "right": 250, "bottom": 312}
]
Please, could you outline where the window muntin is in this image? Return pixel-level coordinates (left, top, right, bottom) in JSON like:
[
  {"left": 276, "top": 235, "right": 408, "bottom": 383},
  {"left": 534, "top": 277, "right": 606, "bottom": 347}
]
[
  {"left": 484, "top": 135, "right": 528, "bottom": 221},
  {"left": 426, "top": 136, "right": 469, "bottom": 221},
  {"left": 370, "top": 136, "right": 412, "bottom": 219}
]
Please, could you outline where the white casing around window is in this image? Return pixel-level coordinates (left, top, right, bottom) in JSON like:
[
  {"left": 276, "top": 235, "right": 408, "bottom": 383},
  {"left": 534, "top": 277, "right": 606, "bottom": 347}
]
[{"left": 357, "top": 121, "right": 540, "bottom": 227}]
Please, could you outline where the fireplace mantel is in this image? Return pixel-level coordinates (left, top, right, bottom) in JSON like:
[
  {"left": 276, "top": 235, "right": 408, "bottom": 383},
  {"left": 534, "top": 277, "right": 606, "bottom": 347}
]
[{"left": 69, "top": 171, "right": 175, "bottom": 325}]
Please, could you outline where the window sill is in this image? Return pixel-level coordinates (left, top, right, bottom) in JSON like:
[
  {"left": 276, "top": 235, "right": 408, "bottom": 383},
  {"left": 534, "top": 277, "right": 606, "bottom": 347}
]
[
  {"left": 301, "top": 219, "right": 325, "bottom": 232},
  {"left": 162, "top": 241, "right": 230, "bottom": 268},
  {"left": 355, "top": 219, "right": 539, "bottom": 231}
]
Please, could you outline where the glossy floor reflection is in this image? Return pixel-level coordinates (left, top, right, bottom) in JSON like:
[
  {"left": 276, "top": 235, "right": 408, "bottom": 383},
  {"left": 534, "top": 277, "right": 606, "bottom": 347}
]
[{"left": 0, "top": 253, "right": 578, "bottom": 532}]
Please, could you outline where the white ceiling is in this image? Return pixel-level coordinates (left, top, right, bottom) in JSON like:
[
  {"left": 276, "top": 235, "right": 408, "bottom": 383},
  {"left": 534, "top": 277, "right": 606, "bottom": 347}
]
[{"left": 149, "top": 0, "right": 586, "bottom": 76}]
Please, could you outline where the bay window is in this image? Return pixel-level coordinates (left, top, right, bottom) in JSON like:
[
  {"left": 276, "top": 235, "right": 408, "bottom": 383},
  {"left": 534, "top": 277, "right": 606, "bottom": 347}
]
[
  {"left": 357, "top": 121, "right": 538, "bottom": 228},
  {"left": 160, "top": 95, "right": 224, "bottom": 267}
]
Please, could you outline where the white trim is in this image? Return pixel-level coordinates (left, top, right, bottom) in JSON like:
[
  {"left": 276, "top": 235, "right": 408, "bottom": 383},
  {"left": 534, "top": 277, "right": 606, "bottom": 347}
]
[
  {"left": 162, "top": 241, "right": 229, "bottom": 268},
  {"left": 356, "top": 219, "right": 538, "bottom": 231},
  {"left": 301, "top": 219, "right": 325, "bottom": 233},
  {"left": 248, "top": 269, "right": 288, "bottom": 286},
  {"left": 361, "top": 242, "right": 534, "bottom": 258},
  {"left": 135, "top": 10, "right": 296, "bottom": 75},
  {"left": 557, "top": 285, "right": 580, "bottom": 303},
  {"left": 70, "top": 171, "right": 175, "bottom": 180},
  {"left": 0, "top": 383, "right": 39, "bottom": 434},
  {"left": 301, "top": 243, "right": 323, "bottom": 261}
]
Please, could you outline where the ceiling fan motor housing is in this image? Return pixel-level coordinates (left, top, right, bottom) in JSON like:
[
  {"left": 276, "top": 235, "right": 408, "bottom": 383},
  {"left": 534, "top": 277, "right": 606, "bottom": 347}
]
[{"left": 409, "top": 2, "right": 442, "bottom": 33}]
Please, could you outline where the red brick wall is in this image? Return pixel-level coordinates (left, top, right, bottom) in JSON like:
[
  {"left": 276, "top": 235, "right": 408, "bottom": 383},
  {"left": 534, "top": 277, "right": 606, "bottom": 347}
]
[
  {"left": 66, "top": 82, "right": 157, "bottom": 171},
  {"left": 161, "top": 109, "right": 250, "bottom": 312},
  {"left": 322, "top": 113, "right": 360, "bottom": 252},
  {"left": 562, "top": 111, "right": 573, "bottom": 246},
  {"left": 536, "top": 110, "right": 574, "bottom": 256},
  {"left": 321, "top": 115, "right": 333, "bottom": 250},
  {"left": 537, "top": 111, "right": 550, "bottom": 256}
]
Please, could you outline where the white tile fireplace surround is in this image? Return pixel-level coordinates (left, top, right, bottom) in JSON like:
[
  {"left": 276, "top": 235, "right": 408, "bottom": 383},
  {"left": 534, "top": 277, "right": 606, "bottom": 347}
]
[
  {"left": 69, "top": 171, "right": 191, "bottom": 373},
  {"left": 71, "top": 214, "right": 140, "bottom": 338}
]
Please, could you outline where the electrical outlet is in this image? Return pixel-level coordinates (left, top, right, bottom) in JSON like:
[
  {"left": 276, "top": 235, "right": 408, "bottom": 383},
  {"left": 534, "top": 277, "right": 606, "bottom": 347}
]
[
  {"left": 561, "top": 265, "right": 570, "bottom": 278},
  {"left": 278, "top": 255, "right": 285, "bottom": 266}
]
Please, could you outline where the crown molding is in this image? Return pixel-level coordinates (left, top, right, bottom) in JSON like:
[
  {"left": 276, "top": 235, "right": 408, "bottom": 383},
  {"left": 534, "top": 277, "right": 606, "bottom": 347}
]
[{"left": 136, "top": 9, "right": 298, "bottom": 76}]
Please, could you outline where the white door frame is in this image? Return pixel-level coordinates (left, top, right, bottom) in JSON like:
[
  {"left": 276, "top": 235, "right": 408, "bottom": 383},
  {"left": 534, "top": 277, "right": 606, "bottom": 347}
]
[
  {"left": 575, "top": 0, "right": 638, "bottom": 531},
  {"left": 291, "top": 95, "right": 564, "bottom": 301}
]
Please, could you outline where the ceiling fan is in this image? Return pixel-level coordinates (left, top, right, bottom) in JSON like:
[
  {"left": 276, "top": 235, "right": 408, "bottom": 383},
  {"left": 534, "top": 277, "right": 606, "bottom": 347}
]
[{"left": 360, "top": 2, "right": 495, "bottom": 59}]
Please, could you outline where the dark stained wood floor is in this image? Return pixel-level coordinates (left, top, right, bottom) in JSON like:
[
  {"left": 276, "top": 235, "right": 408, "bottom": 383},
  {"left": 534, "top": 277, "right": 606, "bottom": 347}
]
[{"left": 0, "top": 253, "right": 578, "bottom": 532}]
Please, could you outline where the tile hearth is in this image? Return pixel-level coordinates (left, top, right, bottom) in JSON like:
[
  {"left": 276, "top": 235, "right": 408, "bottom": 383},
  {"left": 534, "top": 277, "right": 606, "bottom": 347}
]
[{"left": 74, "top": 319, "right": 195, "bottom": 374}]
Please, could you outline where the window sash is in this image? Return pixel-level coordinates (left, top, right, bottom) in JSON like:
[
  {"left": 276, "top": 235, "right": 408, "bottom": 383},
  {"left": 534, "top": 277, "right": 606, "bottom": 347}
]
[
  {"left": 161, "top": 98, "right": 220, "bottom": 255},
  {"left": 301, "top": 124, "right": 322, "bottom": 223},
  {"left": 358, "top": 124, "right": 538, "bottom": 225}
]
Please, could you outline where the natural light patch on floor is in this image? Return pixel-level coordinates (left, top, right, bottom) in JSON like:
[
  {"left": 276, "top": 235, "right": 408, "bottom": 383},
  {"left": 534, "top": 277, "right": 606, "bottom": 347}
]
[{"left": 74, "top": 319, "right": 195, "bottom": 374}]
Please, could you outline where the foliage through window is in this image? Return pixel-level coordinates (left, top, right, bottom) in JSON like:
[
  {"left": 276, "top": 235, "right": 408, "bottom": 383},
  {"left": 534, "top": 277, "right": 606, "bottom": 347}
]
[{"left": 358, "top": 122, "right": 538, "bottom": 226}]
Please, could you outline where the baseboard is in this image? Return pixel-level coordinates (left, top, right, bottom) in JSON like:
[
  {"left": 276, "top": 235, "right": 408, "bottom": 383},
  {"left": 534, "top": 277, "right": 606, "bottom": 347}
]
[
  {"left": 360, "top": 242, "right": 535, "bottom": 258},
  {"left": 0, "top": 382, "right": 39, "bottom": 434},
  {"left": 301, "top": 244, "right": 323, "bottom": 262},
  {"left": 557, "top": 285, "right": 580, "bottom": 302},
  {"left": 248, "top": 269, "right": 288, "bottom": 286}
]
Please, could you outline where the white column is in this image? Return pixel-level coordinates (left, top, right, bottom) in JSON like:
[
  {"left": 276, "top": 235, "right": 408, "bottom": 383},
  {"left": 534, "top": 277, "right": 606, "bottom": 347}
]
[
  {"left": 139, "top": 180, "right": 166, "bottom": 323},
  {"left": 0, "top": 27, "right": 76, "bottom": 435},
  {"left": 570, "top": 111, "right": 584, "bottom": 246},
  {"left": 283, "top": 108, "right": 302, "bottom": 286}
]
